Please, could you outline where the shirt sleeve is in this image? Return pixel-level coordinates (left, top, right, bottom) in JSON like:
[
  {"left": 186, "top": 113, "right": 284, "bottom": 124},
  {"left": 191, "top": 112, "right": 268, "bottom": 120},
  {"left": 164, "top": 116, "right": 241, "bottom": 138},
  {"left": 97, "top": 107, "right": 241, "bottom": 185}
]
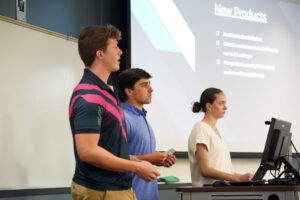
[
  {"left": 193, "top": 123, "right": 211, "bottom": 152},
  {"left": 72, "top": 97, "right": 104, "bottom": 134}
]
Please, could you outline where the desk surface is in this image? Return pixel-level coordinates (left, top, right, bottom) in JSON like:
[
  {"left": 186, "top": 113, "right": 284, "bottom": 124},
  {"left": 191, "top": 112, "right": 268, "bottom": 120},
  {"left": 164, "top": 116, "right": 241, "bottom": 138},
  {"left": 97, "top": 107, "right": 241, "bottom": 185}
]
[{"left": 176, "top": 185, "right": 300, "bottom": 192}]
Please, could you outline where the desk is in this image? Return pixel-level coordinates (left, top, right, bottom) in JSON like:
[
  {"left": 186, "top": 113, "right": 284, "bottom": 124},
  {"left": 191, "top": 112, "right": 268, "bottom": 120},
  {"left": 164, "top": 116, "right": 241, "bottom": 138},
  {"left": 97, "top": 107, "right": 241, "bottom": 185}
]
[
  {"left": 0, "top": 183, "right": 192, "bottom": 200},
  {"left": 176, "top": 185, "right": 300, "bottom": 200}
]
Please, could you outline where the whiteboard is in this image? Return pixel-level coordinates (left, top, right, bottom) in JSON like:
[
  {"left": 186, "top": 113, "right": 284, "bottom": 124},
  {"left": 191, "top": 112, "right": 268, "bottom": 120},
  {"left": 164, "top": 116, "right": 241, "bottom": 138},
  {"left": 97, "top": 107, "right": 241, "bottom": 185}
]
[{"left": 0, "top": 19, "right": 83, "bottom": 188}]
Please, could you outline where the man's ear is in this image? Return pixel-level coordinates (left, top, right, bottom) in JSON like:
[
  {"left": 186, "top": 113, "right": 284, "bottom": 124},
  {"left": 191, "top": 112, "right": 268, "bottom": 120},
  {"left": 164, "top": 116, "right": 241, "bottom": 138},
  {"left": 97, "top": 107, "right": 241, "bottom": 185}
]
[
  {"left": 125, "top": 88, "right": 133, "bottom": 97},
  {"left": 95, "top": 50, "right": 104, "bottom": 60}
]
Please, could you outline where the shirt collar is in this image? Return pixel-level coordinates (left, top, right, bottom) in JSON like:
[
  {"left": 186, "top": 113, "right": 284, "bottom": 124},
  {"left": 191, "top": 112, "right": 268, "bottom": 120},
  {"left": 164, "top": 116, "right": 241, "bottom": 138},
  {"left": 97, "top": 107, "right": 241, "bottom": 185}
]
[
  {"left": 122, "top": 102, "right": 147, "bottom": 116},
  {"left": 83, "top": 68, "right": 113, "bottom": 91}
]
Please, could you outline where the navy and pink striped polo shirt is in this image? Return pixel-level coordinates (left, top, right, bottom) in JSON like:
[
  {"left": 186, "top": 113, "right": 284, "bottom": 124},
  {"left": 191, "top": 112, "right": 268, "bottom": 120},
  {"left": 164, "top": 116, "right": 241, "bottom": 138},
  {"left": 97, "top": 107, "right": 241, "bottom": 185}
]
[{"left": 69, "top": 69, "right": 132, "bottom": 191}]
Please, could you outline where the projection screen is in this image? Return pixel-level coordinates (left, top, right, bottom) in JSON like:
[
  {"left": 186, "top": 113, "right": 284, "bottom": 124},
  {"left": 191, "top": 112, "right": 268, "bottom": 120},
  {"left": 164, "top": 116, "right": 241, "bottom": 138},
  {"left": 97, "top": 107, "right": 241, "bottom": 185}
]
[{"left": 131, "top": 0, "right": 300, "bottom": 152}]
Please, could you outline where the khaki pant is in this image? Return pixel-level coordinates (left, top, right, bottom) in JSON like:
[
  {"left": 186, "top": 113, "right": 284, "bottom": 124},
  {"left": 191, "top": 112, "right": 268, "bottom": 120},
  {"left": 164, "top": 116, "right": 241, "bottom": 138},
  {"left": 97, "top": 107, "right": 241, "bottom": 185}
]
[{"left": 71, "top": 181, "right": 137, "bottom": 200}]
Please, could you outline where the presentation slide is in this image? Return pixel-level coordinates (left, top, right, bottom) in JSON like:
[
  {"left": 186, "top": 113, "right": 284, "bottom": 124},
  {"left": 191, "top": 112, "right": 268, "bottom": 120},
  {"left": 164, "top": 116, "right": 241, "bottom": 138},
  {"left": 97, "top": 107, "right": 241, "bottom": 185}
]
[{"left": 131, "top": 0, "right": 300, "bottom": 152}]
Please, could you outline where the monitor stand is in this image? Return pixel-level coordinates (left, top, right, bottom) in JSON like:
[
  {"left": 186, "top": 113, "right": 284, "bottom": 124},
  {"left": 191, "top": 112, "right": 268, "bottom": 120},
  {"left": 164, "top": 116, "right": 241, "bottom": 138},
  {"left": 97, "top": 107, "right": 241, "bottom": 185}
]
[{"left": 252, "top": 157, "right": 300, "bottom": 182}]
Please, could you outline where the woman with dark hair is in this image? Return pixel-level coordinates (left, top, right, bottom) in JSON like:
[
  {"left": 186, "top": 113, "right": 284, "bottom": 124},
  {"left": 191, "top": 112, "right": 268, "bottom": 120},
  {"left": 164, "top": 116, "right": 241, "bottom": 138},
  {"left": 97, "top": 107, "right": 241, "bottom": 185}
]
[{"left": 188, "top": 88, "right": 253, "bottom": 186}]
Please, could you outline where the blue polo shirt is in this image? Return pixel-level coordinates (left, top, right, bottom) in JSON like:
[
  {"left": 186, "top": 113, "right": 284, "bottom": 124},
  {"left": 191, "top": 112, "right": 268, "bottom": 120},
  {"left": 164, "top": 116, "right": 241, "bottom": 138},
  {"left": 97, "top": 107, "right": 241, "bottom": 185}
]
[
  {"left": 122, "top": 103, "right": 158, "bottom": 200},
  {"left": 69, "top": 69, "right": 132, "bottom": 191}
]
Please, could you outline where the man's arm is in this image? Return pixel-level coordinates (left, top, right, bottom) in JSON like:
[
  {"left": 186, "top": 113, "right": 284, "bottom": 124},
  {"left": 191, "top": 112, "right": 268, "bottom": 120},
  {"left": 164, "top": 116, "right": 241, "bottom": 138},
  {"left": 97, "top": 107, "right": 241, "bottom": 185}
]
[
  {"left": 75, "top": 133, "right": 160, "bottom": 181},
  {"left": 134, "top": 152, "right": 167, "bottom": 166},
  {"left": 134, "top": 152, "right": 176, "bottom": 167},
  {"left": 129, "top": 155, "right": 140, "bottom": 161}
]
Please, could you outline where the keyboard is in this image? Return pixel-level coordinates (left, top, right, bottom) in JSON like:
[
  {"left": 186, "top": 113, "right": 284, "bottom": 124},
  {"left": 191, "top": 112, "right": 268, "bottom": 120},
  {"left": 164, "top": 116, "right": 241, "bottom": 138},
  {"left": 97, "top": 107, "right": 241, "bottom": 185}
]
[{"left": 228, "top": 180, "right": 266, "bottom": 186}]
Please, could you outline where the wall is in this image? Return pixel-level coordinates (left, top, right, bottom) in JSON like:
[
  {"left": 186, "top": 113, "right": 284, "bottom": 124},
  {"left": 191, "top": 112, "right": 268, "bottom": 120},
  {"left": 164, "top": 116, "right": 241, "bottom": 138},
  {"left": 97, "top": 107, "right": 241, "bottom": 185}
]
[
  {"left": 0, "top": 0, "right": 101, "bottom": 38},
  {"left": 0, "top": 0, "right": 130, "bottom": 85}
]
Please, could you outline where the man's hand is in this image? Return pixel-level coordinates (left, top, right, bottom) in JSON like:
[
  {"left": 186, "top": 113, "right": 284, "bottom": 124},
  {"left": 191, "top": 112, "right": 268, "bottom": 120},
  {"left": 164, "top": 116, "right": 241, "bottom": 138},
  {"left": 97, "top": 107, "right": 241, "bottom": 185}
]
[
  {"left": 150, "top": 152, "right": 168, "bottom": 166},
  {"left": 135, "top": 161, "right": 160, "bottom": 182},
  {"left": 162, "top": 154, "right": 176, "bottom": 167}
]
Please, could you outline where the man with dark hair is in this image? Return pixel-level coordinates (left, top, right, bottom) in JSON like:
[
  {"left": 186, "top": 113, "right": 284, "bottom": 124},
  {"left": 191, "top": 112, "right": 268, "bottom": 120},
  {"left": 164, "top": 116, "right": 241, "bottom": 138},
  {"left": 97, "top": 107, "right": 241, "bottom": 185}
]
[
  {"left": 69, "top": 26, "right": 159, "bottom": 200},
  {"left": 117, "top": 68, "right": 176, "bottom": 200}
]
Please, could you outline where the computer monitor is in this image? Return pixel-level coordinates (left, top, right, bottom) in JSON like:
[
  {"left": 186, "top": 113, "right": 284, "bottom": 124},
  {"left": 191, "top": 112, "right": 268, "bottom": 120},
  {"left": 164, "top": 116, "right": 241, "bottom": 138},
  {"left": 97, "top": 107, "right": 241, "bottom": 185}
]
[
  {"left": 261, "top": 118, "right": 292, "bottom": 169},
  {"left": 252, "top": 118, "right": 299, "bottom": 181}
]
